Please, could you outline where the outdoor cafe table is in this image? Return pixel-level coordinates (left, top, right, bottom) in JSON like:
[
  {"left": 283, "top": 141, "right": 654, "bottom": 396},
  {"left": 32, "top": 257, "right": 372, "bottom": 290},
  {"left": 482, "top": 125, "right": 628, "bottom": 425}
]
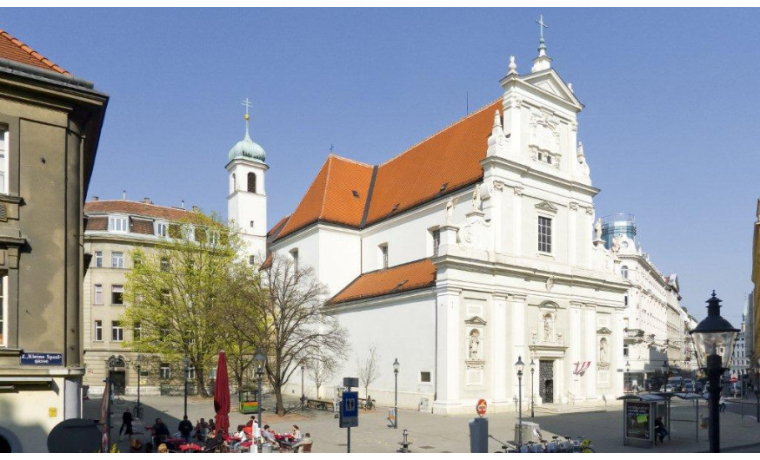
[{"left": 179, "top": 443, "right": 203, "bottom": 452}]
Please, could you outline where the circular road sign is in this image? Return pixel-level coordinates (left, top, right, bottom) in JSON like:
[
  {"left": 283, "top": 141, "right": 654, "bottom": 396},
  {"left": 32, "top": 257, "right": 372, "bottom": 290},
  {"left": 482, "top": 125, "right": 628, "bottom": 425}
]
[
  {"left": 730, "top": 376, "right": 738, "bottom": 383},
  {"left": 476, "top": 399, "right": 487, "bottom": 417}
]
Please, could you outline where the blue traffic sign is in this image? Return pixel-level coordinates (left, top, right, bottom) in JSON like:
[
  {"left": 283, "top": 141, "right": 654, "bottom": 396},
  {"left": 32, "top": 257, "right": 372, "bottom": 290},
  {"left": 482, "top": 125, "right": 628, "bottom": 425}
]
[{"left": 340, "top": 391, "right": 359, "bottom": 428}]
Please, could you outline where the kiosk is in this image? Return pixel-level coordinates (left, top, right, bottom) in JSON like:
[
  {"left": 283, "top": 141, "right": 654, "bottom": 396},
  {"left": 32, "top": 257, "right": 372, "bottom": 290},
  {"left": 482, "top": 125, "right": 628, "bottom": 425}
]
[{"left": 618, "top": 394, "right": 668, "bottom": 448}]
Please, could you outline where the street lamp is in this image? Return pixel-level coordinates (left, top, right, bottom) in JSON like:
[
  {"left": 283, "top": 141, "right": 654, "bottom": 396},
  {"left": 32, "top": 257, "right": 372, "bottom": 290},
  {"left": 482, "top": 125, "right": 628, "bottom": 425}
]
[
  {"left": 135, "top": 354, "right": 142, "bottom": 419},
  {"left": 300, "top": 359, "right": 306, "bottom": 410},
  {"left": 530, "top": 358, "right": 535, "bottom": 418},
  {"left": 515, "top": 356, "right": 525, "bottom": 446},
  {"left": 625, "top": 361, "right": 631, "bottom": 393},
  {"left": 393, "top": 358, "right": 400, "bottom": 429},
  {"left": 254, "top": 348, "right": 266, "bottom": 429},
  {"left": 661, "top": 359, "right": 670, "bottom": 392},
  {"left": 182, "top": 356, "right": 190, "bottom": 418},
  {"left": 690, "top": 291, "right": 739, "bottom": 453}
]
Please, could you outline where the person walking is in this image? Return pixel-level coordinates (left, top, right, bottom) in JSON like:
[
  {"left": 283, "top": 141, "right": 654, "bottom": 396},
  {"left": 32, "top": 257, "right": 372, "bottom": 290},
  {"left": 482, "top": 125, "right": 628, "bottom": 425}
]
[
  {"left": 119, "top": 409, "right": 134, "bottom": 441},
  {"left": 719, "top": 395, "right": 727, "bottom": 412},
  {"left": 178, "top": 415, "right": 194, "bottom": 443}
]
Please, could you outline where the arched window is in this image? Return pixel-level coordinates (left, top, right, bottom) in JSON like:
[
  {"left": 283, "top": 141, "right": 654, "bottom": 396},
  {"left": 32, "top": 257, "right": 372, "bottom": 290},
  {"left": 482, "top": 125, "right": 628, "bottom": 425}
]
[
  {"left": 230, "top": 173, "right": 236, "bottom": 194},
  {"left": 247, "top": 172, "right": 256, "bottom": 193},
  {"left": 621, "top": 265, "right": 629, "bottom": 279}
]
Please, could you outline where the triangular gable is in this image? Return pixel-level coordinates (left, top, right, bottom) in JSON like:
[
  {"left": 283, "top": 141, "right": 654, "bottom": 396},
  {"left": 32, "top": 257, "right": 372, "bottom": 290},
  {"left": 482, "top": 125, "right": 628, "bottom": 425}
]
[
  {"left": 520, "top": 69, "right": 582, "bottom": 110},
  {"left": 597, "top": 327, "right": 612, "bottom": 335},
  {"left": 535, "top": 201, "right": 558, "bottom": 214},
  {"left": 465, "top": 316, "right": 487, "bottom": 326}
]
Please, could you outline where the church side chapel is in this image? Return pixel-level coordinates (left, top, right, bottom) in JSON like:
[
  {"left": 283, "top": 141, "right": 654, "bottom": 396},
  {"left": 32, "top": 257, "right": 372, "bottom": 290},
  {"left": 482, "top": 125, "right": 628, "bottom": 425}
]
[{"left": 240, "top": 20, "right": 632, "bottom": 414}]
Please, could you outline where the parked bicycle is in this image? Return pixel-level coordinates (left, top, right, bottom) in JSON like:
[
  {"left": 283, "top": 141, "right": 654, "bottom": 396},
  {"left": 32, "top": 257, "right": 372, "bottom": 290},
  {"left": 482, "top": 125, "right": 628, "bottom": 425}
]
[{"left": 131, "top": 404, "right": 143, "bottom": 420}]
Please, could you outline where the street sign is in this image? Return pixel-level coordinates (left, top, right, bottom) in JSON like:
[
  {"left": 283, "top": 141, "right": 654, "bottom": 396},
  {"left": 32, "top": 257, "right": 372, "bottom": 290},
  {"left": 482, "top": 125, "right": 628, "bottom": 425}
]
[
  {"left": 340, "top": 391, "right": 359, "bottom": 428},
  {"left": 343, "top": 377, "right": 359, "bottom": 388},
  {"left": 476, "top": 399, "right": 487, "bottom": 417},
  {"left": 20, "top": 353, "right": 63, "bottom": 366},
  {"left": 730, "top": 376, "right": 738, "bottom": 383}
]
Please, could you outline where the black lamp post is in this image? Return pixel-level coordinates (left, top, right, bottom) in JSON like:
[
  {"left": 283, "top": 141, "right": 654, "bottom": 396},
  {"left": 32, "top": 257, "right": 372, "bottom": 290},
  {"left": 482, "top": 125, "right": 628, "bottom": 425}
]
[
  {"left": 393, "top": 358, "right": 400, "bottom": 429},
  {"left": 183, "top": 356, "right": 190, "bottom": 418},
  {"left": 516, "top": 356, "right": 524, "bottom": 446},
  {"left": 690, "top": 291, "right": 739, "bottom": 453},
  {"left": 135, "top": 354, "right": 142, "bottom": 419},
  {"left": 530, "top": 358, "right": 535, "bottom": 418},
  {"left": 300, "top": 359, "right": 306, "bottom": 410},
  {"left": 625, "top": 361, "right": 631, "bottom": 393},
  {"left": 254, "top": 348, "right": 266, "bottom": 428}
]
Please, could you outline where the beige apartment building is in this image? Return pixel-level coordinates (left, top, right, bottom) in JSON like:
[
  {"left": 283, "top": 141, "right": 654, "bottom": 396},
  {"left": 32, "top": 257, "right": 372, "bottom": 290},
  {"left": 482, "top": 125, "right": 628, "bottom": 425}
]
[
  {"left": 83, "top": 198, "right": 198, "bottom": 396},
  {"left": 0, "top": 30, "right": 107, "bottom": 452}
]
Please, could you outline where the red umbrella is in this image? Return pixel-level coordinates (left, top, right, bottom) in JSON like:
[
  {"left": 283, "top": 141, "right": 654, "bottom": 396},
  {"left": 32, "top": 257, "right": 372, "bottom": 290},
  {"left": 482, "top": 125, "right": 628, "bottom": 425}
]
[{"left": 214, "top": 350, "right": 230, "bottom": 435}]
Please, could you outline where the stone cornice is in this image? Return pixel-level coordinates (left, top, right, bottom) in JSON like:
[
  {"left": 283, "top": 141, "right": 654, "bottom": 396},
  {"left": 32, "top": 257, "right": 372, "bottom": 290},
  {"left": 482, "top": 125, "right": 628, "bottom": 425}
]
[{"left": 480, "top": 155, "right": 599, "bottom": 197}]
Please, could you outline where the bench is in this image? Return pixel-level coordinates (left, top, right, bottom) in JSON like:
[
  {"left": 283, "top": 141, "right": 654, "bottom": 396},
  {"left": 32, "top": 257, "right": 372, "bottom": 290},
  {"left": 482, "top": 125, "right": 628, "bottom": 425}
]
[{"left": 306, "top": 399, "right": 335, "bottom": 411}]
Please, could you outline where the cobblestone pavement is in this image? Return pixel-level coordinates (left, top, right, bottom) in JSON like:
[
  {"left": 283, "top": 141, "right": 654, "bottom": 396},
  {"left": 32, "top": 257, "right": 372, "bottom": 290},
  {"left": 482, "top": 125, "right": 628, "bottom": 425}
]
[{"left": 84, "top": 395, "right": 760, "bottom": 453}]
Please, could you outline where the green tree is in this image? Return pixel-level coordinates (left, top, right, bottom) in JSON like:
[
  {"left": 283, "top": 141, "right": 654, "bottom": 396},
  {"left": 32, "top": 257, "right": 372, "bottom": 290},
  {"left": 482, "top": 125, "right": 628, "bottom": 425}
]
[{"left": 123, "top": 211, "right": 241, "bottom": 395}]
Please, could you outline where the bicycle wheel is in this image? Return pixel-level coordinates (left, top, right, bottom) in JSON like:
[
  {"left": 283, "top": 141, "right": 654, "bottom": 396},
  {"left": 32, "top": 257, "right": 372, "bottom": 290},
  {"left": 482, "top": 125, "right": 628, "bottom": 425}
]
[
  {"left": 114, "top": 396, "right": 125, "bottom": 405},
  {"left": 132, "top": 406, "right": 143, "bottom": 419}
]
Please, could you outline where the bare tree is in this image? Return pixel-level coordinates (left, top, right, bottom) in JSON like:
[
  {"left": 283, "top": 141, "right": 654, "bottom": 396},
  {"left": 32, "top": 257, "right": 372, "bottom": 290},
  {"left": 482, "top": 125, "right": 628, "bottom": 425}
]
[
  {"left": 229, "top": 254, "right": 348, "bottom": 415},
  {"left": 307, "top": 355, "right": 338, "bottom": 400},
  {"left": 357, "top": 345, "right": 381, "bottom": 399}
]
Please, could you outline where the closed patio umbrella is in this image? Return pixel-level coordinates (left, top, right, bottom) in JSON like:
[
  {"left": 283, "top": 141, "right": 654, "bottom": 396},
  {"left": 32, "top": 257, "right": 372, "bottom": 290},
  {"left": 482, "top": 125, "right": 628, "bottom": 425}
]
[{"left": 214, "top": 350, "right": 230, "bottom": 435}]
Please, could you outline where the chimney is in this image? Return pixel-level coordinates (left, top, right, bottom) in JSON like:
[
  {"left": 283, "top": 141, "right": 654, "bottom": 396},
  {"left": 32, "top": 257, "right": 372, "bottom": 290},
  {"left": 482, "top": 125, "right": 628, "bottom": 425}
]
[
  {"left": 143, "top": 197, "right": 151, "bottom": 204},
  {"left": 122, "top": 190, "right": 127, "bottom": 200},
  {"left": 92, "top": 196, "right": 99, "bottom": 201},
  {"left": 192, "top": 205, "right": 199, "bottom": 212}
]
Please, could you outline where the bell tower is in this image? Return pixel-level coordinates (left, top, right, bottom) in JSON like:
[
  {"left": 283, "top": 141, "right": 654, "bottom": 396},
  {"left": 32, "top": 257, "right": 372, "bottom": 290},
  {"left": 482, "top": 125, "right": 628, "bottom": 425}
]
[{"left": 226, "top": 98, "right": 268, "bottom": 264}]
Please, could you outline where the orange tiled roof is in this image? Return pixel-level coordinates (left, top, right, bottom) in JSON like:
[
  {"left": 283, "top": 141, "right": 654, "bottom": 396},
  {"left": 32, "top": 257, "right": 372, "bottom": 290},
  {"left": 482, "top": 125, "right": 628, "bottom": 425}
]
[
  {"left": 0, "top": 29, "right": 69, "bottom": 75},
  {"left": 267, "top": 215, "right": 290, "bottom": 238},
  {"left": 327, "top": 258, "right": 436, "bottom": 305},
  {"left": 276, "top": 154, "right": 374, "bottom": 240},
  {"left": 273, "top": 99, "right": 500, "bottom": 240},
  {"left": 84, "top": 200, "right": 191, "bottom": 221}
]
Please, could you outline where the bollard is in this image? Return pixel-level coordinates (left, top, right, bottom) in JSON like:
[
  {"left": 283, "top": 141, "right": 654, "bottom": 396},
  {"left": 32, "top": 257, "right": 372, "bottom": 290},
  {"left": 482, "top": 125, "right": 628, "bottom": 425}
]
[{"left": 469, "top": 418, "right": 488, "bottom": 453}]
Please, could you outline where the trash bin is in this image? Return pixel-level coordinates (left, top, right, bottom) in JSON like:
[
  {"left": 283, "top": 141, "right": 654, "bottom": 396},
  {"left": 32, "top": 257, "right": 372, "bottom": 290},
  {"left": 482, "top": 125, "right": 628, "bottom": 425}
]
[
  {"left": 262, "top": 443, "right": 273, "bottom": 453},
  {"left": 514, "top": 421, "right": 541, "bottom": 444},
  {"left": 700, "top": 415, "right": 709, "bottom": 429}
]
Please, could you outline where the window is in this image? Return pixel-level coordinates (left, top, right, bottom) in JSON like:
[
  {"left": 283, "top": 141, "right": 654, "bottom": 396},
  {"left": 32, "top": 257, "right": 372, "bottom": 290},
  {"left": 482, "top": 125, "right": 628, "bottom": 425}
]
[
  {"left": 155, "top": 221, "right": 168, "bottom": 238},
  {"left": 111, "top": 252, "right": 124, "bottom": 268},
  {"left": 0, "top": 275, "right": 6, "bottom": 347},
  {"left": 111, "top": 321, "right": 124, "bottom": 342},
  {"left": 379, "top": 243, "right": 389, "bottom": 269},
  {"left": 624, "top": 295, "right": 628, "bottom": 307},
  {"left": 168, "top": 224, "right": 181, "bottom": 239},
  {"left": 538, "top": 216, "right": 552, "bottom": 253},
  {"left": 160, "top": 363, "right": 171, "bottom": 379},
  {"left": 132, "top": 252, "right": 142, "bottom": 267},
  {"left": 420, "top": 371, "right": 432, "bottom": 383},
  {"left": 108, "top": 216, "right": 128, "bottom": 233},
  {"left": 160, "top": 257, "right": 170, "bottom": 272},
  {"left": 431, "top": 229, "right": 441, "bottom": 257},
  {"left": 248, "top": 255, "right": 256, "bottom": 266},
  {"left": 95, "top": 251, "right": 103, "bottom": 268},
  {"left": 250, "top": 220, "right": 254, "bottom": 229},
  {"left": 623, "top": 344, "right": 629, "bottom": 358},
  {"left": 94, "top": 284, "right": 103, "bottom": 305},
  {"left": 187, "top": 367, "right": 196, "bottom": 380},
  {"left": 94, "top": 320, "right": 103, "bottom": 341},
  {"left": 290, "top": 249, "right": 299, "bottom": 272},
  {"left": 0, "top": 129, "right": 7, "bottom": 194},
  {"left": 111, "top": 285, "right": 124, "bottom": 305},
  {"left": 247, "top": 172, "right": 256, "bottom": 193},
  {"left": 133, "top": 322, "right": 142, "bottom": 341},
  {"left": 621, "top": 265, "right": 629, "bottom": 279}
]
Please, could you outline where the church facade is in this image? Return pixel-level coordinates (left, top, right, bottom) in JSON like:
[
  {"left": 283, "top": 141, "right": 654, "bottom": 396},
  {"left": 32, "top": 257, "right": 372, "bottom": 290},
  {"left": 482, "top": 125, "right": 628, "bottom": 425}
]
[{"left": 232, "top": 40, "right": 631, "bottom": 414}]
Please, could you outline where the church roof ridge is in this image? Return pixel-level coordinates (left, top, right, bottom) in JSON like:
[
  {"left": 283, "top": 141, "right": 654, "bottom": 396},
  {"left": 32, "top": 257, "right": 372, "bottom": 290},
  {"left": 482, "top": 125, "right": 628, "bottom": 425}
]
[{"left": 0, "top": 28, "right": 69, "bottom": 75}]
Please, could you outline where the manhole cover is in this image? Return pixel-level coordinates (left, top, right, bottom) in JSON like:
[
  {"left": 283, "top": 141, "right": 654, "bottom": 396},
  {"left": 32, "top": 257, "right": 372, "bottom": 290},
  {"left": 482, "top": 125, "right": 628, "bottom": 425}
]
[{"left": 420, "top": 446, "right": 435, "bottom": 449}]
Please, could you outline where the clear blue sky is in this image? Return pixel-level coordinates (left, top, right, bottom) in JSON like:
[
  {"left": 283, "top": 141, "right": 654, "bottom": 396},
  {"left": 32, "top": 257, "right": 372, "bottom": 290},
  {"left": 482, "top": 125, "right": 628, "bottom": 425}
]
[{"left": 3, "top": 8, "right": 757, "bottom": 324}]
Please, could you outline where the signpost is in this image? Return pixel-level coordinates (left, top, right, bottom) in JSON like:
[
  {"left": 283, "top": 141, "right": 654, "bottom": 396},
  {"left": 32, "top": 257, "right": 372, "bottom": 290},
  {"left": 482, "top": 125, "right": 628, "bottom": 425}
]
[
  {"left": 476, "top": 399, "right": 487, "bottom": 417},
  {"left": 340, "top": 377, "right": 359, "bottom": 453},
  {"left": 20, "top": 353, "right": 63, "bottom": 366}
]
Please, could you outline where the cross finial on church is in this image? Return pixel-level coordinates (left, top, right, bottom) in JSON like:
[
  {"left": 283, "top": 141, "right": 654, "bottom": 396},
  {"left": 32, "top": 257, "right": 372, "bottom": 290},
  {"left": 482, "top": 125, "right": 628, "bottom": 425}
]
[
  {"left": 536, "top": 14, "right": 548, "bottom": 41},
  {"left": 242, "top": 97, "right": 253, "bottom": 119},
  {"left": 329, "top": 143, "right": 334, "bottom": 153}
]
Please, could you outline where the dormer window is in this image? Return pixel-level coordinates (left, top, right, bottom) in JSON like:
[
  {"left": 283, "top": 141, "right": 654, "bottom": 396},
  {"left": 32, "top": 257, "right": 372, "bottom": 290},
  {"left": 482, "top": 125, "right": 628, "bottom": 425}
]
[
  {"left": 155, "top": 221, "right": 168, "bottom": 238},
  {"left": 109, "top": 215, "right": 128, "bottom": 233}
]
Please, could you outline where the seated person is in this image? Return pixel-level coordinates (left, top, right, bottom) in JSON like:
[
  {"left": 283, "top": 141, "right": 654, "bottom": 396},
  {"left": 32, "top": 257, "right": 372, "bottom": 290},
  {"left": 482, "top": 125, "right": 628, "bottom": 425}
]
[
  {"left": 654, "top": 416, "right": 669, "bottom": 443},
  {"left": 231, "top": 425, "right": 248, "bottom": 451},
  {"left": 205, "top": 430, "right": 226, "bottom": 452},
  {"left": 292, "top": 433, "right": 313, "bottom": 453},
  {"left": 152, "top": 418, "right": 171, "bottom": 446},
  {"left": 261, "top": 425, "right": 275, "bottom": 443}
]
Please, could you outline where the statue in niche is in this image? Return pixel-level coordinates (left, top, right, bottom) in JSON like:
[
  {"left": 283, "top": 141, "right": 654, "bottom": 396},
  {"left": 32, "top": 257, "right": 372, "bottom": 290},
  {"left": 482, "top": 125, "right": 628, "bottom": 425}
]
[
  {"left": 594, "top": 218, "right": 603, "bottom": 241},
  {"left": 472, "top": 185, "right": 482, "bottom": 211},
  {"left": 611, "top": 236, "right": 621, "bottom": 253},
  {"left": 445, "top": 198, "right": 455, "bottom": 225},
  {"left": 543, "top": 313, "right": 554, "bottom": 342},
  {"left": 468, "top": 329, "right": 481, "bottom": 360},
  {"left": 599, "top": 338, "right": 608, "bottom": 363}
]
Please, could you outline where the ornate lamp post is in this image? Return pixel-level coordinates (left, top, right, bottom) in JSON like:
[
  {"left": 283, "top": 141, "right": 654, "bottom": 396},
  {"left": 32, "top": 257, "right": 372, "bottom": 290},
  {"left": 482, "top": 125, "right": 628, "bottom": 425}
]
[
  {"left": 182, "top": 356, "right": 190, "bottom": 418},
  {"left": 516, "top": 356, "right": 525, "bottom": 446},
  {"left": 530, "top": 358, "right": 535, "bottom": 418},
  {"left": 690, "top": 291, "right": 739, "bottom": 453},
  {"left": 625, "top": 361, "right": 631, "bottom": 393},
  {"left": 135, "top": 354, "right": 142, "bottom": 418},
  {"left": 393, "top": 358, "right": 400, "bottom": 429},
  {"left": 254, "top": 348, "right": 266, "bottom": 428}
]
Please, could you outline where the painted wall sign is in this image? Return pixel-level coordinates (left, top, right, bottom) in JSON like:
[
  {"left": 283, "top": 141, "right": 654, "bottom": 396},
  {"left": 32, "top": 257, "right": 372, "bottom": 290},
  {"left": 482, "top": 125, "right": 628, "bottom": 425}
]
[{"left": 20, "top": 353, "right": 63, "bottom": 365}]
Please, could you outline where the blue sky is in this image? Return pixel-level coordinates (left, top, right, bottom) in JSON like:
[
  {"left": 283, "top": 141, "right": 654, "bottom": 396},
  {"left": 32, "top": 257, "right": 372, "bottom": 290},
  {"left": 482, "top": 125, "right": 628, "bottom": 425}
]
[{"left": 3, "top": 8, "right": 757, "bottom": 324}]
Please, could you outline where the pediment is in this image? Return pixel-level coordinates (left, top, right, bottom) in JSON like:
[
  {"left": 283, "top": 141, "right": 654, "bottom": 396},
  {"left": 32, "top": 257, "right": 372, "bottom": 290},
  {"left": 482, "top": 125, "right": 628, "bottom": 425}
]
[
  {"left": 465, "top": 316, "right": 487, "bottom": 326},
  {"left": 535, "top": 201, "right": 558, "bottom": 214},
  {"left": 597, "top": 327, "right": 612, "bottom": 335},
  {"left": 521, "top": 69, "right": 583, "bottom": 110}
]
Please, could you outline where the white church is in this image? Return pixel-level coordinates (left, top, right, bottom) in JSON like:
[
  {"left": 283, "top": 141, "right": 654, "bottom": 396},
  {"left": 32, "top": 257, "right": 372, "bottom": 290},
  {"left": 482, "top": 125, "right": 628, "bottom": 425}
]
[{"left": 226, "top": 34, "right": 633, "bottom": 414}]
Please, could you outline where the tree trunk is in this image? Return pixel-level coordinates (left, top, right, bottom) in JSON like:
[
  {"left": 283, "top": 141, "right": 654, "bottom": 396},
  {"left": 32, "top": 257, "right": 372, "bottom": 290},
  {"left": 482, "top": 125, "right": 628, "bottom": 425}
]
[
  {"left": 274, "top": 384, "right": 285, "bottom": 415},
  {"left": 195, "top": 369, "right": 207, "bottom": 397}
]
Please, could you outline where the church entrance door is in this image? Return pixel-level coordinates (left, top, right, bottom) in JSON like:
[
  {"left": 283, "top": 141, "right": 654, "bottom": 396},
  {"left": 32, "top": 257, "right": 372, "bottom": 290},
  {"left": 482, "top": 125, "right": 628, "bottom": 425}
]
[{"left": 539, "top": 360, "right": 554, "bottom": 403}]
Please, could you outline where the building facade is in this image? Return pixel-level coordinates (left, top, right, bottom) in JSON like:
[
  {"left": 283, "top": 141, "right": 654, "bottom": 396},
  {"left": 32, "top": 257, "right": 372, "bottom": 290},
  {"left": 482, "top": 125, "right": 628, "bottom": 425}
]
[
  {"left": 262, "top": 40, "right": 632, "bottom": 414},
  {"left": 82, "top": 198, "right": 202, "bottom": 396},
  {"left": 729, "top": 316, "right": 750, "bottom": 381},
  {"left": 752, "top": 199, "right": 760, "bottom": 368},
  {"left": 0, "top": 30, "right": 107, "bottom": 452}
]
